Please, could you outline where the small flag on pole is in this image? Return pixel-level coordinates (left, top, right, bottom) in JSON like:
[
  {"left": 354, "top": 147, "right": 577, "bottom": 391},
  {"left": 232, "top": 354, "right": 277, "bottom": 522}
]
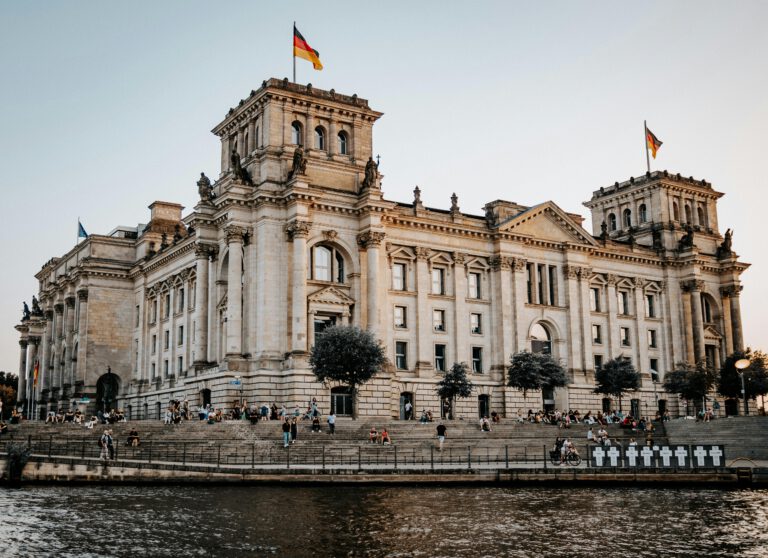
[
  {"left": 33, "top": 359, "right": 39, "bottom": 387},
  {"left": 78, "top": 220, "right": 88, "bottom": 239},
  {"left": 646, "top": 126, "right": 663, "bottom": 159},
  {"left": 294, "top": 25, "right": 323, "bottom": 70}
]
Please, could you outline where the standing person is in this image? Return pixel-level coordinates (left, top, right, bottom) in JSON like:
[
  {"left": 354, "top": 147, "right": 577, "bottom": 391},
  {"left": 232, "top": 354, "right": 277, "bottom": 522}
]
[
  {"left": 282, "top": 418, "right": 291, "bottom": 448},
  {"left": 107, "top": 430, "right": 115, "bottom": 460},
  {"left": 404, "top": 400, "right": 413, "bottom": 420},
  {"left": 327, "top": 411, "right": 336, "bottom": 435},
  {"left": 436, "top": 422, "right": 447, "bottom": 452},
  {"left": 99, "top": 430, "right": 110, "bottom": 460},
  {"left": 290, "top": 417, "right": 298, "bottom": 444}
]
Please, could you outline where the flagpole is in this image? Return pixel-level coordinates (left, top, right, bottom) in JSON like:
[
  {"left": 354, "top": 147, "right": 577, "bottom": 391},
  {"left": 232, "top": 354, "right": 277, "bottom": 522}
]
[
  {"left": 644, "top": 120, "right": 651, "bottom": 174},
  {"left": 293, "top": 21, "right": 296, "bottom": 83}
]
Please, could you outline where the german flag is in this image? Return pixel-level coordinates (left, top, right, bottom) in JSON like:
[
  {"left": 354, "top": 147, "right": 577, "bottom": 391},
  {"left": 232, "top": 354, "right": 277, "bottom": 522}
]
[
  {"left": 294, "top": 25, "right": 323, "bottom": 71},
  {"left": 646, "top": 127, "right": 663, "bottom": 159},
  {"left": 33, "top": 359, "right": 39, "bottom": 387}
]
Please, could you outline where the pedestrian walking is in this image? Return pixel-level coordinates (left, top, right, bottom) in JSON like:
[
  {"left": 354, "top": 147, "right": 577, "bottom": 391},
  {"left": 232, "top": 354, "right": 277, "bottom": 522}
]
[
  {"left": 290, "top": 417, "right": 298, "bottom": 444},
  {"left": 282, "top": 418, "right": 291, "bottom": 448},
  {"left": 327, "top": 412, "right": 336, "bottom": 435},
  {"left": 99, "top": 430, "right": 110, "bottom": 460},
  {"left": 436, "top": 422, "right": 447, "bottom": 451}
]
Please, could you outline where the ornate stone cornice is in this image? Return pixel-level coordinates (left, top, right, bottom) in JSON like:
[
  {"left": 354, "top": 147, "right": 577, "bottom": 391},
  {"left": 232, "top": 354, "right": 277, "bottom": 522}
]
[
  {"left": 285, "top": 220, "right": 312, "bottom": 241},
  {"left": 357, "top": 231, "right": 386, "bottom": 249}
]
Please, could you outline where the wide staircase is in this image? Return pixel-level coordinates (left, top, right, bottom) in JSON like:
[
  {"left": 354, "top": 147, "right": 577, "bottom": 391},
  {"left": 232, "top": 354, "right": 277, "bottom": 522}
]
[
  {"left": 1, "top": 418, "right": 668, "bottom": 468},
  {"left": 664, "top": 416, "right": 768, "bottom": 462}
]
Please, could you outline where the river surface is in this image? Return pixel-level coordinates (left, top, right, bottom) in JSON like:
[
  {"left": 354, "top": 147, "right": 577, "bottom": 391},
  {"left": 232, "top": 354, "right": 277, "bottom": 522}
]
[{"left": 1, "top": 485, "right": 767, "bottom": 557}]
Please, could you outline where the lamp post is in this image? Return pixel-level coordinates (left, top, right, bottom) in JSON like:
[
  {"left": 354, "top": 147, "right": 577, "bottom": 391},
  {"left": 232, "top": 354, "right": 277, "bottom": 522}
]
[{"left": 735, "top": 358, "right": 750, "bottom": 416}]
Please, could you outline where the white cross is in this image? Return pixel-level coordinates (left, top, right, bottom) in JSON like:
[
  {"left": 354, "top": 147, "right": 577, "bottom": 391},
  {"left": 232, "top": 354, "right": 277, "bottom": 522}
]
[
  {"left": 640, "top": 446, "right": 655, "bottom": 467},
  {"left": 709, "top": 446, "right": 723, "bottom": 467},
  {"left": 674, "top": 446, "right": 689, "bottom": 468},
  {"left": 659, "top": 446, "right": 673, "bottom": 467},
  {"left": 592, "top": 446, "right": 606, "bottom": 467},
  {"left": 607, "top": 447, "right": 621, "bottom": 467},
  {"left": 625, "top": 446, "right": 639, "bottom": 467},
  {"left": 693, "top": 446, "right": 708, "bottom": 467}
]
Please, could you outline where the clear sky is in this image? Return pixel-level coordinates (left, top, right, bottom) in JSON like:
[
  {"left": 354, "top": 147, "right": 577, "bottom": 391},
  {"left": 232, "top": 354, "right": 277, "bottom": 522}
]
[{"left": 1, "top": 0, "right": 766, "bottom": 375}]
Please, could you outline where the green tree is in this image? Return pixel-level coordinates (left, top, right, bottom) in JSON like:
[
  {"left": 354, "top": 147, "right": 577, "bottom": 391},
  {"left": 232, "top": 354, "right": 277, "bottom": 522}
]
[
  {"left": 594, "top": 357, "right": 640, "bottom": 412},
  {"left": 718, "top": 350, "right": 768, "bottom": 414},
  {"left": 309, "top": 325, "right": 386, "bottom": 419},
  {"left": 436, "top": 362, "right": 474, "bottom": 419},
  {"left": 664, "top": 361, "right": 718, "bottom": 411},
  {"left": 507, "top": 351, "right": 568, "bottom": 398},
  {"left": 0, "top": 385, "right": 16, "bottom": 420},
  {"left": 0, "top": 372, "right": 18, "bottom": 391}
]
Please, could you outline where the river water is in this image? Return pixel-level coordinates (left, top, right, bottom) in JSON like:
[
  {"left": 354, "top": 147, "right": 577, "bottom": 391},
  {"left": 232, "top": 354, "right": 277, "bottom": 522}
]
[{"left": 1, "top": 485, "right": 766, "bottom": 557}]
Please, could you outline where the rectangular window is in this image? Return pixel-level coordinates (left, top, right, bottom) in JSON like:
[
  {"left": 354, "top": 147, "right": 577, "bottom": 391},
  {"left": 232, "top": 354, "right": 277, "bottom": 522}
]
[
  {"left": 152, "top": 300, "right": 158, "bottom": 322},
  {"left": 526, "top": 263, "right": 534, "bottom": 304},
  {"left": 594, "top": 354, "right": 603, "bottom": 371},
  {"left": 648, "top": 329, "right": 657, "bottom": 348},
  {"left": 592, "top": 324, "right": 602, "bottom": 344},
  {"left": 468, "top": 272, "right": 481, "bottom": 299},
  {"left": 645, "top": 294, "right": 656, "bottom": 318},
  {"left": 178, "top": 325, "right": 184, "bottom": 346},
  {"left": 434, "top": 344, "right": 446, "bottom": 372},
  {"left": 590, "top": 288, "right": 601, "bottom": 312},
  {"left": 621, "top": 327, "right": 631, "bottom": 346},
  {"left": 433, "top": 309, "right": 446, "bottom": 332},
  {"left": 394, "top": 305, "right": 407, "bottom": 329},
  {"left": 177, "top": 288, "right": 185, "bottom": 312},
  {"left": 163, "top": 359, "right": 169, "bottom": 377},
  {"left": 164, "top": 330, "right": 169, "bottom": 350},
  {"left": 152, "top": 334, "right": 157, "bottom": 355},
  {"left": 537, "top": 264, "right": 545, "bottom": 305},
  {"left": 619, "top": 291, "right": 630, "bottom": 315},
  {"left": 472, "top": 346, "right": 483, "bottom": 373},
  {"left": 650, "top": 358, "right": 659, "bottom": 375},
  {"left": 135, "top": 305, "right": 140, "bottom": 328},
  {"left": 470, "top": 313, "right": 482, "bottom": 334},
  {"left": 164, "top": 293, "right": 170, "bottom": 318},
  {"left": 548, "top": 265, "right": 557, "bottom": 305},
  {"left": 393, "top": 263, "right": 406, "bottom": 291},
  {"left": 395, "top": 341, "right": 408, "bottom": 370},
  {"left": 151, "top": 362, "right": 156, "bottom": 379},
  {"left": 177, "top": 356, "right": 183, "bottom": 374},
  {"left": 431, "top": 268, "right": 445, "bottom": 295}
]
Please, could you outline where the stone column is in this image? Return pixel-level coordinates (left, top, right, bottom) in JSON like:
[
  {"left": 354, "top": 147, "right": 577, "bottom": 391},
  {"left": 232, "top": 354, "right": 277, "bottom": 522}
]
[
  {"left": 606, "top": 275, "right": 619, "bottom": 357},
  {"left": 329, "top": 118, "right": 338, "bottom": 155},
  {"left": 453, "top": 252, "right": 469, "bottom": 365},
  {"left": 720, "top": 288, "right": 734, "bottom": 356},
  {"left": 18, "top": 340, "right": 28, "bottom": 410},
  {"left": 633, "top": 278, "right": 649, "bottom": 374},
  {"left": 54, "top": 303, "right": 64, "bottom": 389},
  {"left": 76, "top": 289, "right": 88, "bottom": 387},
  {"left": 490, "top": 256, "right": 514, "bottom": 376},
  {"left": 194, "top": 244, "right": 211, "bottom": 364},
  {"left": 305, "top": 112, "right": 314, "bottom": 149},
  {"left": 528, "top": 263, "right": 538, "bottom": 306},
  {"left": 512, "top": 259, "right": 528, "bottom": 352},
  {"left": 730, "top": 286, "right": 744, "bottom": 353},
  {"left": 681, "top": 285, "right": 695, "bottom": 364},
  {"left": 64, "top": 296, "right": 76, "bottom": 388},
  {"left": 220, "top": 137, "right": 229, "bottom": 175},
  {"left": 225, "top": 226, "right": 246, "bottom": 356},
  {"left": 286, "top": 220, "right": 311, "bottom": 353},
  {"left": 689, "top": 280, "right": 706, "bottom": 363},
  {"left": 307, "top": 310, "right": 316, "bottom": 346},
  {"left": 578, "top": 267, "right": 593, "bottom": 375},
  {"left": 247, "top": 119, "right": 256, "bottom": 154},
  {"left": 359, "top": 231, "right": 385, "bottom": 339},
  {"left": 42, "top": 310, "right": 54, "bottom": 391},
  {"left": 415, "top": 247, "right": 432, "bottom": 372},
  {"left": 27, "top": 337, "right": 40, "bottom": 408},
  {"left": 563, "top": 265, "right": 583, "bottom": 375}
]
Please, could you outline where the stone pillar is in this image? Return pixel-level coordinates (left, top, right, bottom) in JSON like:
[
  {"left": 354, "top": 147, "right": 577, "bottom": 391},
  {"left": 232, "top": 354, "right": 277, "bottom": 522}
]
[
  {"left": 606, "top": 275, "right": 619, "bottom": 357},
  {"left": 490, "top": 256, "right": 514, "bottom": 377},
  {"left": 18, "top": 339, "right": 28, "bottom": 410},
  {"left": 359, "top": 231, "right": 385, "bottom": 338},
  {"left": 578, "top": 267, "right": 593, "bottom": 375},
  {"left": 64, "top": 296, "right": 76, "bottom": 388},
  {"left": 76, "top": 289, "right": 88, "bottom": 386},
  {"left": 453, "top": 253, "right": 469, "bottom": 365},
  {"left": 42, "top": 310, "right": 54, "bottom": 391},
  {"left": 220, "top": 137, "right": 229, "bottom": 175},
  {"left": 689, "top": 281, "right": 706, "bottom": 363},
  {"left": 633, "top": 278, "right": 649, "bottom": 374},
  {"left": 680, "top": 285, "right": 695, "bottom": 364},
  {"left": 720, "top": 288, "right": 734, "bottom": 356},
  {"left": 528, "top": 263, "right": 538, "bottom": 306},
  {"left": 307, "top": 310, "right": 316, "bottom": 346},
  {"left": 305, "top": 112, "right": 314, "bottom": 149},
  {"left": 225, "top": 226, "right": 246, "bottom": 356},
  {"left": 247, "top": 119, "right": 256, "bottom": 154},
  {"left": 194, "top": 244, "right": 211, "bottom": 364},
  {"left": 53, "top": 303, "right": 64, "bottom": 389},
  {"left": 415, "top": 247, "right": 432, "bottom": 372},
  {"left": 563, "top": 265, "right": 583, "bottom": 375},
  {"left": 329, "top": 118, "right": 338, "bottom": 155},
  {"left": 730, "top": 286, "right": 744, "bottom": 353},
  {"left": 286, "top": 220, "right": 311, "bottom": 353},
  {"left": 27, "top": 337, "right": 40, "bottom": 408},
  {"left": 512, "top": 259, "right": 528, "bottom": 353}
]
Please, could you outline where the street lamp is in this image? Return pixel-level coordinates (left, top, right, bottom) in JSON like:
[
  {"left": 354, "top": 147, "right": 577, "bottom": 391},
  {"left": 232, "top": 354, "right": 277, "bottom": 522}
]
[{"left": 735, "top": 358, "right": 750, "bottom": 416}]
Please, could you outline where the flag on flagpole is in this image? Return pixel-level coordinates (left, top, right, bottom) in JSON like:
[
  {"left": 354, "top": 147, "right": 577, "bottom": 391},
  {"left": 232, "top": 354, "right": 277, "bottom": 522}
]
[
  {"left": 646, "top": 126, "right": 663, "bottom": 159},
  {"left": 78, "top": 220, "right": 88, "bottom": 239},
  {"left": 33, "top": 359, "right": 39, "bottom": 387},
  {"left": 294, "top": 25, "right": 323, "bottom": 70}
]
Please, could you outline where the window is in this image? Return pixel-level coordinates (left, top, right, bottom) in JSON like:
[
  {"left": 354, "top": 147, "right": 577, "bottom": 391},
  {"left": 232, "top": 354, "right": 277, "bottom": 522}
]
[
  {"left": 433, "top": 309, "right": 446, "bottom": 332},
  {"left": 623, "top": 209, "right": 632, "bottom": 228},
  {"left": 639, "top": 204, "right": 647, "bottom": 223},
  {"left": 291, "top": 121, "right": 303, "bottom": 145},
  {"left": 590, "top": 287, "right": 601, "bottom": 312},
  {"left": 619, "top": 291, "right": 631, "bottom": 315},
  {"left": 151, "top": 334, "right": 157, "bottom": 355},
  {"left": 431, "top": 268, "right": 445, "bottom": 295},
  {"left": 394, "top": 306, "right": 407, "bottom": 329},
  {"left": 471, "top": 347, "right": 483, "bottom": 373},
  {"left": 434, "top": 344, "right": 446, "bottom": 372},
  {"left": 650, "top": 358, "right": 659, "bottom": 377},
  {"left": 470, "top": 313, "right": 482, "bottom": 334},
  {"left": 592, "top": 324, "right": 602, "bottom": 344},
  {"left": 314, "top": 126, "right": 326, "bottom": 150},
  {"left": 701, "top": 295, "right": 713, "bottom": 323},
  {"left": 648, "top": 329, "right": 657, "bottom": 348},
  {"left": 164, "top": 330, "right": 169, "bottom": 350},
  {"left": 620, "top": 327, "right": 631, "bottom": 346},
  {"left": 685, "top": 204, "right": 692, "bottom": 224},
  {"left": 468, "top": 272, "right": 481, "bottom": 298},
  {"left": 164, "top": 293, "right": 170, "bottom": 318},
  {"left": 177, "top": 288, "right": 185, "bottom": 312},
  {"left": 526, "top": 263, "right": 534, "bottom": 303},
  {"left": 338, "top": 131, "right": 348, "bottom": 155},
  {"left": 135, "top": 305, "right": 140, "bottom": 328},
  {"left": 608, "top": 213, "right": 617, "bottom": 231},
  {"left": 548, "top": 265, "right": 557, "bottom": 305},
  {"left": 151, "top": 362, "right": 156, "bottom": 379},
  {"left": 673, "top": 201, "right": 680, "bottom": 221},
  {"left": 697, "top": 206, "right": 707, "bottom": 227},
  {"left": 392, "top": 262, "right": 406, "bottom": 291},
  {"left": 531, "top": 323, "right": 551, "bottom": 354},
  {"left": 645, "top": 294, "right": 656, "bottom": 318},
  {"left": 594, "top": 354, "right": 603, "bottom": 371},
  {"left": 177, "top": 356, "right": 183, "bottom": 374},
  {"left": 309, "top": 245, "right": 345, "bottom": 283},
  {"left": 151, "top": 299, "right": 158, "bottom": 322},
  {"left": 395, "top": 342, "right": 408, "bottom": 370},
  {"left": 178, "top": 325, "right": 184, "bottom": 346},
  {"left": 163, "top": 359, "right": 169, "bottom": 377}
]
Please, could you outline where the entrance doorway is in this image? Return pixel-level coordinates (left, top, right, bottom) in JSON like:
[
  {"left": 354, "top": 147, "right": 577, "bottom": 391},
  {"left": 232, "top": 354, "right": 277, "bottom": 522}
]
[
  {"left": 95, "top": 368, "right": 120, "bottom": 413},
  {"left": 601, "top": 398, "right": 612, "bottom": 413},
  {"left": 478, "top": 394, "right": 490, "bottom": 418},
  {"left": 725, "top": 398, "right": 739, "bottom": 416},
  {"left": 331, "top": 386, "right": 353, "bottom": 416},
  {"left": 400, "top": 392, "right": 413, "bottom": 420},
  {"left": 630, "top": 399, "right": 640, "bottom": 418},
  {"left": 200, "top": 389, "right": 212, "bottom": 408}
]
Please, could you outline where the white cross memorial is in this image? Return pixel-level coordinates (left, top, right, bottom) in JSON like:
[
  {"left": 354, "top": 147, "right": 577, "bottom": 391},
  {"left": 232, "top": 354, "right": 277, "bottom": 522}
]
[
  {"left": 625, "top": 446, "right": 639, "bottom": 467},
  {"left": 659, "top": 446, "right": 673, "bottom": 467},
  {"left": 674, "top": 446, "right": 689, "bottom": 468},
  {"left": 607, "top": 447, "right": 621, "bottom": 467},
  {"left": 709, "top": 446, "right": 724, "bottom": 467},
  {"left": 640, "top": 446, "right": 655, "bottom": 467},
  {"left": 693, "top": 446, "right": 708, "bottom": 467},
  {"left": 592, "top": 446, "right": 606, "bottom": 467}
]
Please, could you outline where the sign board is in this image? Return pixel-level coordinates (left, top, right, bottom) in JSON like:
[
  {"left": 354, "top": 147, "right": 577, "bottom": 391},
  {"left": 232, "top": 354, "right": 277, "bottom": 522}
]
[
  {"left": 589, "top": 444, "right": 725, "bottom": 469},
  {"left": 229, "top": 380, "right": 242, "bottom": 386}
]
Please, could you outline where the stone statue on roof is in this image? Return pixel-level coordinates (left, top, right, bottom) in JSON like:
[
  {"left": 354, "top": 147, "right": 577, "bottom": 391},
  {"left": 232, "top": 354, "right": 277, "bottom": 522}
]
[
  {"left": 362, "top": 156, "right": 378, "bottom": 189},
  {"left": 197, "top": 172, "right": 213, "bottom": 202}
]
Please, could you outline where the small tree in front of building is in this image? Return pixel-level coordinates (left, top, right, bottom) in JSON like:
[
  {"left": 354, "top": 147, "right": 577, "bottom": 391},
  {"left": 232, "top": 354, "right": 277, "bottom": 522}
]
[
  {"left": 436, "top": 362, "right": 473, "bottom": 419},
  {"left": 664, "top": 361, "right": 718, "bottom": 414},
  {"left": 717, "top": 350, "right": 768, "bottom": 414},
  {"left": 593, "top": 357, "right": 640, "bottom": 413},
  {"left": 507, "top": 351, "right": 568, "bottom": 399},
  {"left": 309, "top": 325, "right": 386, "bottom": 419}
]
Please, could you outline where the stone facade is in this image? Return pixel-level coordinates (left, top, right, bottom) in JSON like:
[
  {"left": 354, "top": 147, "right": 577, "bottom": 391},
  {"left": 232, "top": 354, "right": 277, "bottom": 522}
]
[{"left": 15, "top": 78, "right": 749, "bottom": 420}]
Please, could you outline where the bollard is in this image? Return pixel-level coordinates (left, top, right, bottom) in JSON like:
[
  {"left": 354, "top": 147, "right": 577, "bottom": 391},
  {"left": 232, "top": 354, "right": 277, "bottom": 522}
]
[
  {"left": 394, "top": 446, "right": 398, "bottom": 470},
  {"left": 505, "top": 445, "right": 509, "bottom": 469},
  {"left": 217, "top": 444, "right": 221, "bottom": 468},
  {"left": 467, "top": 446, "right": 472, "bottom": 470}
]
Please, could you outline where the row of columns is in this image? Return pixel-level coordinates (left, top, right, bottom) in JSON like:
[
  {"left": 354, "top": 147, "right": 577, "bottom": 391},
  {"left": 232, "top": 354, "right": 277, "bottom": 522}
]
[{"left": 680, "top": 280, "right": 743, "bottom": 364}]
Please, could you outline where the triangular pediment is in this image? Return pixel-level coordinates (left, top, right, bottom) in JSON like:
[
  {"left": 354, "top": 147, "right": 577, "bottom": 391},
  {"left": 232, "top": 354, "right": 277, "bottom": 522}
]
[
  {"left": 497, "top": 201, "right": 598, "bottom": 246},
  {"left": 704, "top": 325, "right": 722, "bottom": 340},
  {"left": 308, "top": 285, "right": 355, "bottom": 306}
]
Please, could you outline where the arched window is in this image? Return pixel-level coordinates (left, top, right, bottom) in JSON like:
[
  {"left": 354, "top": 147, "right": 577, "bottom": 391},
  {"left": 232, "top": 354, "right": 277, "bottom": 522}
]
[
  {"left": 243, "top": 131, "right": 249, "bottom": 155},
  {"left": 701, "top": 295, "right": 713, "bottom": 323},
  {"left": 623, "top": 209, "right": 632, "bottom": 229},
  {"left": 530, "top": 323, "right": 552, "bottom": 355},
  {"left": 291, "top": 121, "right": 303, "bottom": 145},
  {"left": 309, "top": 245, "right": 345, "bottom": 283},
  {"left": 697, "top": 206, "right": 706, "bottom": 228},
  {"left": 338, "top": 131, "right": 348, "bottom": 155},
  {"left": 673, "top": 201, "right": 680, "bottom": 221},
  {"left": 685, "top": 204, "right": 692, "bottom": 224},
  {"left": 315, "top": 126, "right": 326, "bottom": 150},
  {"left": 608, "top": 213, "right": 617, "bottom": 231},
  {"left": 255, "top": 126, "right": 260, "bottom": 149},
  {"left": 639, "top": 204, "right": 647, "bottom": 223}
]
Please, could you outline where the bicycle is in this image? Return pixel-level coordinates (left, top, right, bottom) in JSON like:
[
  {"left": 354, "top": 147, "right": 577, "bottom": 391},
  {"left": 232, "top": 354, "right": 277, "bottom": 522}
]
[{"left": 550, "top": 449, "right": 581, "bottom": 466}]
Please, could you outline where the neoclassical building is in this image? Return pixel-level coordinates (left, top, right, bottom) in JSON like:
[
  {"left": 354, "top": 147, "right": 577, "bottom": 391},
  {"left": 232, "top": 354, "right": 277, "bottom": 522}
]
[{"left": 15, "top": 78, "right": 749, "bottom": 419}]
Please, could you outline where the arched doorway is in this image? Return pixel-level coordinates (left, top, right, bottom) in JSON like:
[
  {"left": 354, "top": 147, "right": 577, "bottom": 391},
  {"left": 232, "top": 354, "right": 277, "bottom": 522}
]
[
  {"left": 531, "top": 323, "right": 555, "bottom": 410},
  {"left": 725, "top": 399, "right": 739, "bottom": 416},
  {"left": 478, "top": 394, "right": 490, "bottom": 418},
  {"left": 400, "top": 392, "right": 414, "bottom": 420},
  {"left": 330, "top": 386, "right": 353, "bottom": 416},
  {"left": 95, "top": 368, "right": 120, "bottom": 413}
]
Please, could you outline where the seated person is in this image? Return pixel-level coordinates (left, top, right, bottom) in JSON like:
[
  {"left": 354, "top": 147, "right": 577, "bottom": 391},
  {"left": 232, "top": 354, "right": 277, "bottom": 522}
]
[
  {"left": 420, "top": 410, "right": 429, "bottom": 423},
  {"left": 0, "top": 421, "right": 7, "bottom": 435},
  {"left": 380, "top": 428, "right": 391, "bottom": 445},
  {"left": 586, "top": 428, "right": 595, "bottom": 443},
  {"left": 426, "top": 410, "right": 433, "bottom": 422},
  {"left": 490, "top": 411, "right": 500, "bottom": 424},
  {"left": 46, "top": 411, "right": 56, "bottom": 424},
  {"left": 480, "top": 417, "right": 491, "bottom": 432},
  {"left": 312, "top": 416, "right": 321, "bottom": 432},
  {"left": 369, "top": 427, "right": 378, "bottom": 443},
  {"left": 65, "top": 410, "right": 75, "bottom": 423},
  {"left": 127, "top": 428, "right": 140, "bottom": 447},
  {"left": 85, "top": 416, "right": 98, "bottom": 429}
]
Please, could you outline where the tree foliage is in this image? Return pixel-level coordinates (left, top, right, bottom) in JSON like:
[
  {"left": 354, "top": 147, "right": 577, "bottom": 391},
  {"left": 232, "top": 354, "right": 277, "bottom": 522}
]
[
  {"left": 436, "top": 362, "right": 474, "bottom": 418},
  {"left": 664, "top": 361, "right": 718, "bottom": 402},
  {"left": 718, "top": 350, "right": 768, "bottom": 400},
  {"left": 0, "top": 385, "right": 16, "bottom": 420},
  {"left": 309, "top": 326, "right": 386, "bottom": 418},
  {"left": 507, "top": 351, "right": 568, "bottom": 397},
  {"left": 0, "top": 372, "right": 18, "bottom": 391},
  {"left": 594, "top": 357, "right": 640, "bottom": 411}
]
